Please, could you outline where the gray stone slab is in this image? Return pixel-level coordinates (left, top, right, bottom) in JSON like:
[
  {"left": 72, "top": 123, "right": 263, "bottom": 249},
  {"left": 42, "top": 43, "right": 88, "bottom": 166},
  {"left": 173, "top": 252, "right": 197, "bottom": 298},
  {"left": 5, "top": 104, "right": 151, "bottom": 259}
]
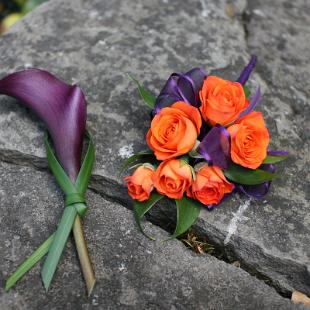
[
  {"left": 0, "top": 162, "right": 304, "bottom": 309},
  {"left": 0, "top": 0, "right": 309, "bottom": 300}
]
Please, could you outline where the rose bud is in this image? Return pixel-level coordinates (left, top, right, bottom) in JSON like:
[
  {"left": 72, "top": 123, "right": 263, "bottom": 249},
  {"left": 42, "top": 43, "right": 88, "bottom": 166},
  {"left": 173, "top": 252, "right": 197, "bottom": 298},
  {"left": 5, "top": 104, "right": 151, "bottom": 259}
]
[
  {"left": 187, "top": 164, "right": 234, "bottom": 205},
  {"left": 147, "top": 101, "right": 201, "bottom": 160},
  {"left": 227, "top": 111, "right": 270, "bottom": 169},
  {"left": 199, "top": 76, "right": 249, "bottom": 126},
  {"left": 153, "top": 159, "right": 193, "bottom": 199},
  {"left": 124, "top": 165, "right": 155, "bottom": 202}
]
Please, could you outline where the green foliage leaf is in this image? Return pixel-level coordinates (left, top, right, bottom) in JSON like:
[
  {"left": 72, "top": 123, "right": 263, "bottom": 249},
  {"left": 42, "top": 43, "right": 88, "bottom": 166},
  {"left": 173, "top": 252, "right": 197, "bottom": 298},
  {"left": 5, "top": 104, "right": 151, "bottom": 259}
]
[
  {"left": 119, "top": 151, "right": 154, "bottom": 176},
  {"left": 6, "top": 132, "right": 95, "bottom": 291},
  {"left": 188, "top": 148, "right": 204, "bottom": 159},
  {"left": 41, "top": 132, "right": 94, "bottom": 290},
  {"left": 128, "top": 74, "right": 156, "bottom": 108},
  {"left": 243, "top": 85, "right": 251, "bottom": 98},
  {"left": 263, "top": 155, "right": 288, "bottom": 164},
  {"left": 22, "top": 0, "right": 45, "bottom": 14},
  {"left": 133, "top": 192, "right": 164, "bottom": 240},
  {"left": 41, "top": 206, "right": 78, "bottom": 291},
  {"left": 224, "top": 163, "right": 277, "bottom": 185},
  {"left": 5, "top": 233, "right": 54, "bottom": 291},
  {"left": 170, "top": 196, "right": 201, "bottom": 239}
]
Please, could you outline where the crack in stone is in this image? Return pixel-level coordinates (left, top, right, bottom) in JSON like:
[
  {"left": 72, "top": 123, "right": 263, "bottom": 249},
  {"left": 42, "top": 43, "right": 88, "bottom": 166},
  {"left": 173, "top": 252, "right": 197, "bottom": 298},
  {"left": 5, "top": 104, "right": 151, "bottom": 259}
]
[
  {"left": 0, "top": 149, "right": 301, "bottom": 301},
  {"left": 240, "top": 6, "right": 251, "bottom": 43}
]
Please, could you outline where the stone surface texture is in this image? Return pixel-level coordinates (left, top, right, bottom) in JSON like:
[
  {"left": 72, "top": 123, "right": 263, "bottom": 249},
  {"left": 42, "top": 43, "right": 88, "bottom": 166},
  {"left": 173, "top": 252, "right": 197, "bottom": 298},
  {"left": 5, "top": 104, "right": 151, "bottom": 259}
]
[
  {"left": 0, "top": 162, "right": 303, "bottom": 310},
  {"left": 0, "top": 0, "right": 309, "bottom": 308}
]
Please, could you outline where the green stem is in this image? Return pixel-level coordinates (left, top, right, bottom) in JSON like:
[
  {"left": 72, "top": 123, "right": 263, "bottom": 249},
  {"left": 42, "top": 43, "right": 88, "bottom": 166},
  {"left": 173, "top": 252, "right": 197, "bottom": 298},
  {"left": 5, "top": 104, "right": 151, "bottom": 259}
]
[{"left": 73, "top": 216, "right": 96, "bottom": 296}]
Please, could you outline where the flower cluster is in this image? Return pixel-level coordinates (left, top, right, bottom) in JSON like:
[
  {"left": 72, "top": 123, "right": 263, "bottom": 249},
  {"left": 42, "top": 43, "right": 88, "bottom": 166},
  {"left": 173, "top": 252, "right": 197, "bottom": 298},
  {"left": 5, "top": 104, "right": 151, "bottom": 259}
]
[{"left": 123, "top": 57, "right": 287, "bottom": 238}]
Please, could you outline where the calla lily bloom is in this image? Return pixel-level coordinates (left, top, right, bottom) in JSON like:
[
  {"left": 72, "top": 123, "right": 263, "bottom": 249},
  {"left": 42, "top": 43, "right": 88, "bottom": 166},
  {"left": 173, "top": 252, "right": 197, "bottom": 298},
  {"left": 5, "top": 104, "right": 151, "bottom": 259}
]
[{"left": 0, "top": 69, "right": 86, "bottom": 180}]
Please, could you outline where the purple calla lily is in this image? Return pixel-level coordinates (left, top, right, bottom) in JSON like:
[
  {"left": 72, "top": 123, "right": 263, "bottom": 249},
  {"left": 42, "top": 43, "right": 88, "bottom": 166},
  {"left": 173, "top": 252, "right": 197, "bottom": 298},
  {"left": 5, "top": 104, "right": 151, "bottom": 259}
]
[
  {"left": 196, "top": 125, "right": 231, "bottom": 169},
  {"left": 154, "top": 67, "right": 207, "bottom": 113},
  {"left": 0, "top": 69, "right": 86, "bottom": 180},
  {"left": 0, "top": 68, "right": 95, "bottom": 294}
]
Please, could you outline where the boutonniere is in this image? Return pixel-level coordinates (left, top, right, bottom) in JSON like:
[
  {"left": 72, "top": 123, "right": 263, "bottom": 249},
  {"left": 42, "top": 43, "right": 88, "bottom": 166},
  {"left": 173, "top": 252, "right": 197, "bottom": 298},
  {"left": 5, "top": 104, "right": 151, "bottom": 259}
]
[
  {"left": 0, "top": 69, "right": 96, "bottom": 295},
  {"left": 122, "top": 56, "right": 288, "bottom": 239}
]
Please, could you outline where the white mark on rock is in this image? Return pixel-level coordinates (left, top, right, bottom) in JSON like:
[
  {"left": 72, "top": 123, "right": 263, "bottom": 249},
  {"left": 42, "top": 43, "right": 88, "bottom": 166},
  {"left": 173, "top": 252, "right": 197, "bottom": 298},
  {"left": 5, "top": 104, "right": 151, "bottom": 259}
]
[
  {"left": 24, "top": 63, "right": 33, "bottom": 69},
  {"left": 253, "top": 9, "right": 266, "bottom": 18},
  {"left": 119, "top": 263, "right": 126, "bottom": 272},
  {"left": 224, "top": 200, "right": 251, "bottom": 245},
  {"left": 118, "top": 144, "right": 134, "bottom": 159},
  {"left": 92, "top": 294, "right": 99, "bottom": 306},
  {"left": 200, "top": 0, "right": 210, "bottom": 17}
]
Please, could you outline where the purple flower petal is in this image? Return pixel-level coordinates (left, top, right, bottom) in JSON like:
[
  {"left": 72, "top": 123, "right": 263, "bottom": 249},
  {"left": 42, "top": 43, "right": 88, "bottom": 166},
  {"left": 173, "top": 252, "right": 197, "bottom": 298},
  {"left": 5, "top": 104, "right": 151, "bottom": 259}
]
[
  {"left": 197, "top": 125, "right": 231, "bottom": 169},
  {"left": 267, "top": 150, "right": 289, "bottom": 156},
  {"left": 0, "top": 69, "right": 86, "bottom": 180},
  {"left": 237, "top": 86, "right": 262, "bottom": 119},
  {"left": 237, "top": 55, "right": 257, "bottom": 85},
  {"left": 154, "top": 68, "right": 207, "bottom": 113},
  {"left": 237, "top": 164, "right": 275, "bottom": 199}
]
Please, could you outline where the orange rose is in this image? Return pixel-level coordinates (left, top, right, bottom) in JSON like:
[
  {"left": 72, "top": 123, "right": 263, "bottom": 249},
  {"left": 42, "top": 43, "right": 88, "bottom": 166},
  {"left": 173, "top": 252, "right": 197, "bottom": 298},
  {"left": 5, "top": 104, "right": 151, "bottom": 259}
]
[
  {"left": 199, "top": 76, "right": 249, "bottom": 126},
  {"left": 227, "top": 111, "right": 270, "bottom": 169},
  {"left": 146, "top": 101, "right": 202, "bottom": 160},
  {"left": 153, "top": 159, "right": 193, "bottom": 199},
  {"left": 124, "top": 165, "right": 155, "bottom": 201},
  {"left": 187, "top": 164, "right": 234, "bottom": 205}
]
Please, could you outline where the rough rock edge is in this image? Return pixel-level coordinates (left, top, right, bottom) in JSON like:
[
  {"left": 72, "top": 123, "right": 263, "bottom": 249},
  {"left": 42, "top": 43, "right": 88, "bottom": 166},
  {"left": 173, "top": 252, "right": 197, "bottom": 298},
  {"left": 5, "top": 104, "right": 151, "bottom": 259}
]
[{"left": 1, "top": 148, "right": 308, "bottom": 300}]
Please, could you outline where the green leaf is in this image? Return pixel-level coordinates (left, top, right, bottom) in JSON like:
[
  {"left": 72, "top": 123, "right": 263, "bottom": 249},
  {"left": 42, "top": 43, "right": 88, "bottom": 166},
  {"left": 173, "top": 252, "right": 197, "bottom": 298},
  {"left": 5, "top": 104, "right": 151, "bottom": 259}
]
[
  {"left": 263, "top": 155, "right": 288, "bottom": 164},
  {"left": 6, "top": 131, "right": 95, "bottom": 291},
  {"left": 41, "top": 205, "right": 78, "bottom": 291},
  {"left": 133, "top": 192, "right": 164, "bottom": 240},
  {"left": 5, "top": 233, "right": 54, "bottom": 291},
  {"left": 224, "top": 163, "right": 277, "bottom": 185},
  {"left": 44, "top": 134, "right": 76, "bottom": 194},
  {"left": 188, "top": 148, "right": 204, "bottom": 159},
  {"left": 170, "top": 196, "right": 201, "bottom": 239},
  {"left": 119, "top": 151, "right": 154, "bottom": 176},
  {"left": 243, "top": 85, "right": 251, "bottom": 98},
  {"left": 75, "top": 132, "right": 95, "bottom": 194},
  {"left": 179, "top": 155, "right": 190, "bottom": 164},
  {"left": 128, "top": 74, "right": 156, "bottom": 108},
  {"left": 22, "top": 0, "right": 45, "bottom": 14}
]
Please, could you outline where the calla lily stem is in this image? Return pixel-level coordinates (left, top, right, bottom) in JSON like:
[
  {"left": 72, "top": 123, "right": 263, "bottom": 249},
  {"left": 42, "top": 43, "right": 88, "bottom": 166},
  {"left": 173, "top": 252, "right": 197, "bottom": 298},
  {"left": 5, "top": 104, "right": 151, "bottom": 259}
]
[{"left": 73, "top": 216, "right": 96, "bottom": 296}]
